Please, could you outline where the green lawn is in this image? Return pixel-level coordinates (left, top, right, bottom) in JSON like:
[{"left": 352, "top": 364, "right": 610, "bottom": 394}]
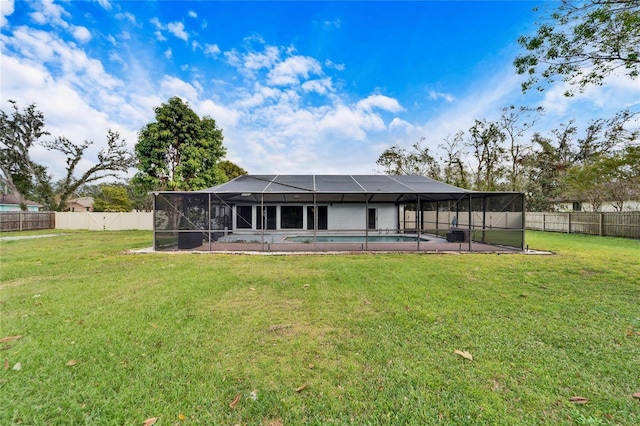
[{"left": 1, "top": 230, "right": 639, "bottom": 425}]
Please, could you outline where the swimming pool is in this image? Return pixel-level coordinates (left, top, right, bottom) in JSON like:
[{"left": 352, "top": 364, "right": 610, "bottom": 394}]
[{"left": 284, "top": 235, "right": 430, "bottom": 243}]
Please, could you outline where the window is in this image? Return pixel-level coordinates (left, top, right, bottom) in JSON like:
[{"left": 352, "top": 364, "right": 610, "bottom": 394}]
[
  {"left": 368, "top": 208, "right": 376, "bottom": 230},
  {"left": 281, "top": 206, "right": 303, "bottom": 229},
  {"left": 307, "top": 206, "right": 328, "bottom": 230},
  {"left": 236, "top": 206, "right": 253, "bottom": 229},
  {"left": 572, "top": 202, "right": 582, "bottom": 212},
  {"left": 256, "top": 206, "right": 277, "bottom": 230}
]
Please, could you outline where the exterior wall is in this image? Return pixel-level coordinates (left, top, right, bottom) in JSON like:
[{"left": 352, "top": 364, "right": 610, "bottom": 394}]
[
  {"left": 556, "top": 201, "right": 640, "bottom": 212},
  {"left": 55, "top": 212, "right": 153, "bottom": 230},
  {"left": 67, "top": 202, "right": 93, "bottom": 212},
  {"left": 0, "top": 204, "right": 40, "bottom": 212},
  {"left": 406, "top": 211, "right": 524, "bottom": 231},
  {"left": 327, "top": 204, "right": 364, "bottom": 230},
  {"left": 232, "top": 203, "right": 398, "bottom": 231}
]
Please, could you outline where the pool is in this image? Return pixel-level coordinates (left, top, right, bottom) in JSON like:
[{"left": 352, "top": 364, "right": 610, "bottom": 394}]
[{"left": 285, "top": 235, "right": 430, "bottom": 243}]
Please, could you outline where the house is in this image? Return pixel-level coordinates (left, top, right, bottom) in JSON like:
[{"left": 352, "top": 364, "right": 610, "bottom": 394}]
[
  {"left": 0, "top": 194, "right": 41, "bottom": 212},
  {"left": 66, "top": 197, "right": 94, "bottom": 212},
  {"left": 153, "top": 175, "right": 526, "bottom": 252},
  {"left": 555, "top": 199, "right": 640, "bottom": 212}
]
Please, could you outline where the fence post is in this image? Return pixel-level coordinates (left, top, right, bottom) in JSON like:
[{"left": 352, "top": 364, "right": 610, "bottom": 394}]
[
  {"left": 19, "top": 212, "right": 24, "bottom": 231},
  {"left": 599, "top": 213, "right": 603, "bottom": 236},
  {"left": 568, "top": 213, "right": 571, "bottom": 234},
  {"left": 542, "top": 213, "right": 546, "bottom": 231}
]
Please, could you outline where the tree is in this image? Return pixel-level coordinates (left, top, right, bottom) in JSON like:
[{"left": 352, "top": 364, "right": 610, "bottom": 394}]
[
  {"left": 467, "top": 120, "right": 506, "bottom": 191},
  {"left": 498, "top": 106, "right": 544, "bottom": 191},
  {"left": 93, "top": 184, "right": 133, "bottom": 212},
  {"left": 438, "top": 132, "right": 470, "bottom": 188},
  {"left": 216, "top": 160, "right": 248, "bottom": 182},
  {"left": 0, "top": 100, "right": 134, "bottom": 211},
  {"left": 48, "top": 130, "right": 135, "bottom": 211},
  {"left": 565, "top": 157, "right": 610, "bottom": 211},
  {"left": 523, "top": 124, "right": 577, "bottom": 211},
  {"left": 134, "top": 97, "right": 227, "bottom": 191},
  {"left": 0, "top": 100, "right": 51, "bottom": 210},
  {"left": 376, "top": 138, "right": 441, "bottom": 179},
  {"left": 515, "top": 0, "right": 640, "bottom": 95}
]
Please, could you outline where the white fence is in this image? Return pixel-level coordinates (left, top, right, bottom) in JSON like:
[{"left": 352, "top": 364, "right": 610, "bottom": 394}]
[{"left": 55, "top": 212, "right": 153, "bottom": 231}]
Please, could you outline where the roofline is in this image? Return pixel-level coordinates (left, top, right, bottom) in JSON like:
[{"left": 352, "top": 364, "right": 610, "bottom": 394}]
[{"left": 152, "top": 174, "right": 525, "bottom": 196}]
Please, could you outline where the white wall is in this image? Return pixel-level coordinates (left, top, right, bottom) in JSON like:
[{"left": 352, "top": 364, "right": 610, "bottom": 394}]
[
  {"left": 55, "top": 212, "right": 153, "bottom": 230},
  {"left": 556, "top": 201, "right": 640, "bottom": 212},
  {"left": 328, "top": 204, "right": 397, "bottom": 230}
]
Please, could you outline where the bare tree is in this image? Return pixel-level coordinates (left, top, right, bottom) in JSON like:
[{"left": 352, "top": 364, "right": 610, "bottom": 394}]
[{"left": 499, "top": 106, "right": 544, "bottom": 191}]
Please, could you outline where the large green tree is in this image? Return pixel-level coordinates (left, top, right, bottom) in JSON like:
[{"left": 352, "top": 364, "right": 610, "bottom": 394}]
[
  {"left": 134, "top": 97, "right": 227, "bottom": 191},
  {"left": 93, "top": 184, "right": 134, "bottom": 212},
  {"left": 1, "top": 100, "right": 135, "bottom": 211},
  {"left": 216, "top": 160, "right": 248, "bottom": 182},
  {"left": 515, "top": 0, "right": 640, "bottom": 95}
]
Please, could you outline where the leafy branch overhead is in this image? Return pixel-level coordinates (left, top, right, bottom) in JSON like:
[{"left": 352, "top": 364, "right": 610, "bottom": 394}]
[{"left": 514, "top": 0, "right": 640, "bottom": 95}]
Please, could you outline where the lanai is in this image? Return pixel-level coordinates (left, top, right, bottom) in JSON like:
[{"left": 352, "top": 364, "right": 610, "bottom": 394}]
[{"left": 153, "top": 175, "right": 525, "bottom": 252}]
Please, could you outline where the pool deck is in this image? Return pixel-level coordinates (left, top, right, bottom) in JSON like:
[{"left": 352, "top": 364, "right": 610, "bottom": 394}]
[
  {"left": 176, "top": 240, "right": 522, "bottom": 254},
  {"left": 149, "top": 232, "right": 528, "bottom": 254}
]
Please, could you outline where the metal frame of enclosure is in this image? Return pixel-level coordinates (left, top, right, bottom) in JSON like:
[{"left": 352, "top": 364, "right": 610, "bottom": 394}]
[{"left": 153, "top": 175, "right": 525, "bottom": 252}]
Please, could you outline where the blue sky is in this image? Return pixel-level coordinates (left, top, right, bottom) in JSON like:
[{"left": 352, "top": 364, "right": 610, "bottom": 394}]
[{"left": 1, "top": 0, "right": 638, "bottom": 180}]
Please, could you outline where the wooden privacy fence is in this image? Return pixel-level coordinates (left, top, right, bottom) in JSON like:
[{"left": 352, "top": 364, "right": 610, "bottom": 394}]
[
  {"left": 526, "top": 212, "right": 640, "bottom": 239},
  {"left": 0, "top": 211, "right": 55, "bottom": 232}
]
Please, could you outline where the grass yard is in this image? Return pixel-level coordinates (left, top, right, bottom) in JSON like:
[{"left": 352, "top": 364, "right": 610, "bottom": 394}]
[{"left": 1, "top": 230, "right": 639, "bottom": 425}]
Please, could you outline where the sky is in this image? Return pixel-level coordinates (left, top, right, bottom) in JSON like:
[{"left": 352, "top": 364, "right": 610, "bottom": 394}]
[{"left": 1, "top": 0, "right": 639, "bottom": 182}]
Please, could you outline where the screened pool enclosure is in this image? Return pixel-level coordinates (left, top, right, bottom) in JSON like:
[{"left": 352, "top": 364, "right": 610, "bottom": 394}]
[{"left": 153, "top": 175, "right": 525, "bottom": 252}]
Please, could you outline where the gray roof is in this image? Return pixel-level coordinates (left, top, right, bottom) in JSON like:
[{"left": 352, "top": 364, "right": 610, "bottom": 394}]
[
  {"left": 200, "top": 175, "right": 473, "bottom": 203},
  {"left": 206, "top": 174, "right": 466, "bottom": 193},
  {"left": 0, "top": 194, "right": 41, "bottom": 206}
]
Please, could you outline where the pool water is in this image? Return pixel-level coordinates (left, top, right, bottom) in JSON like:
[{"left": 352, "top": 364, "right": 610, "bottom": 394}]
[{"left": 285, "top": 235, "right": 429, "bottom": 243}]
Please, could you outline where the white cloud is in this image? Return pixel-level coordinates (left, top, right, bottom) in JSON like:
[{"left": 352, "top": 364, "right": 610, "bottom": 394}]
[
  {"left": 164, "top": 48, "right": 172, "bottom": 59},
  {"left": 389, "top": 118, "right": 415, "bottom": 133},
  {"left": 115, "top": 12, "right": 137, "bottom": 25},
  {"left": 317, "top": 103, "right": 386, "bottom": 140},
  {"left": 167, "top": 21, "right": 188, "bottom": 41},
  {"left": 204, "top": 43, "right": 221, "bottom": 57},
  {"left": 188, "top": 10, "right": 197, "bottom": 18},
  {"left": 29, "top": 0, "right": 70, "bottom": 27},
  {"left": 301, "top": 78, "right": 334, "bottom": 95},
  {"left": 244, "top": 46, "right": 281, "bottom": 71},
  {"left": 150, "top": 17, "right": 167, "bottom": 40},
  {"left": 267, "top": 55, "right": 322, "bottom": 86},
  {"left": 428, "top": 90, "right": 455, "bottom": 103},
  {"left": 150, "top": 17, "right": 162, "bottom": 29},
  {"left": 0, "top": 0, "right": 14, "bottom": 27},
  {"left": 232, "top": 84, "right": 281, "bottom": 109},
  {"left": 95, "top": 0, "right": 112, "bottom": 10},
  {"left": 199, "top": 99, "right": 241, "bottom": 128},
  {"left": 72, "top": 26, "right": 92, "bottom": 43},
  {"left": 356, "top": 94, "right": 403, "bottom": 113},
  {"left": 540, "top": 73, "right": 640, "bottom": 117},
  {"left": 325, "top": 59, "right": 345, "bottom": 71},
  {"left": 159, "top": 76, "right": 200, "bottom": 101}
]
